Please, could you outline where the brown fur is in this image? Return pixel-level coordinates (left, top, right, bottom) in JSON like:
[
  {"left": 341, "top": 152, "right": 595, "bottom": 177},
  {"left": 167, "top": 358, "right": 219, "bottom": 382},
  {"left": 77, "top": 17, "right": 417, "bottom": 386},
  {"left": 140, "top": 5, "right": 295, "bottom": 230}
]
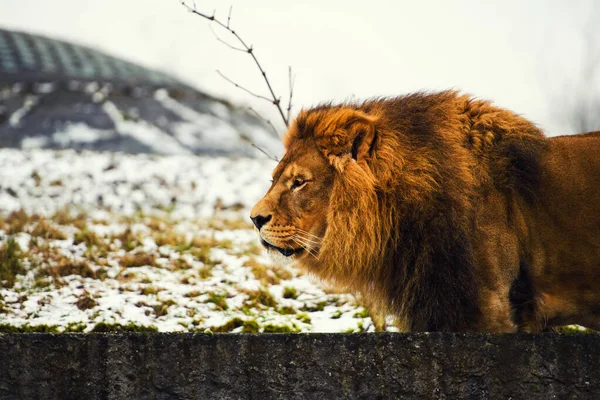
[{"left": 251, "top": 90, "right": 600, "bottom": 332}]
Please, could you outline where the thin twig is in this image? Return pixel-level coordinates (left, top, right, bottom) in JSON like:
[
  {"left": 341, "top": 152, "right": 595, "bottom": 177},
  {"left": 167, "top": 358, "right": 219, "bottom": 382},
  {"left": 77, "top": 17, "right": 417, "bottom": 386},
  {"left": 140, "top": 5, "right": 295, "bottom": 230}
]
[
  {"left": 239, "top": 133, "right": 279, "bottom": 162},
  {"left": 209, "top": 25, "right": 246, "bottom": 52},
  {"left": 287, "top": 66, "right": 295, "bottom": 124},
  {"left": 217, "top": 70, "right": 273, "bottom": 103},
  {"left": 181, "top": 1, "right": 289, "bottom": 128},
  {"left": 249, "top": 107, "right": 279, "bottom": 139},
  {"left": 227, "top": 6, "right": 232, "bottom": 29}
]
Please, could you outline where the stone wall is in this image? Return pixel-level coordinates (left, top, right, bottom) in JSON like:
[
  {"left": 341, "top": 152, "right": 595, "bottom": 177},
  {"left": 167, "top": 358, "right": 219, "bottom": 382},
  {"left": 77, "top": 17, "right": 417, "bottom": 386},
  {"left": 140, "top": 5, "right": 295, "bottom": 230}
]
[{"left": 0, "top": 333, "right": 598, "bottom": 399}]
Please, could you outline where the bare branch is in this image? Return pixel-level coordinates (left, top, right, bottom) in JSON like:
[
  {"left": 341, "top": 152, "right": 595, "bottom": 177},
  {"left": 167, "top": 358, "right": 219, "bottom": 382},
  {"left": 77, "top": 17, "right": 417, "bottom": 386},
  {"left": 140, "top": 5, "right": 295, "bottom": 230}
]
[
  {"left": 249, "top": 107, "right": 280, "bottom": 139},
  {"left": 227, "top": 6, "right": 232, "bottom": 29},
  {"left": 180, "top": 0, "right": 290, "bottom": 128},
  {"left": 216, "top": 70, "right": 273, "bottom": 103}
]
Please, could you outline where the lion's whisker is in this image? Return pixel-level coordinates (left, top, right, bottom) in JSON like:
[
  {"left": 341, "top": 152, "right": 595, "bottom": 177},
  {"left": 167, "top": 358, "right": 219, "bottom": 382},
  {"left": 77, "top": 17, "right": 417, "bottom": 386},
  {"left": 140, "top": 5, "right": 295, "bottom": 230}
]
[
  {"left": 295, "top": 229, "right": 322, "bottom": 241},
  {"left": 292, "top": 237, "right": 319, "bottom": 260},
  {"left": 293, "top": 234, "right": 322, "bottom": 251},
  {"left": 293, "top": 234, "right": 321, "bottom": 246}
]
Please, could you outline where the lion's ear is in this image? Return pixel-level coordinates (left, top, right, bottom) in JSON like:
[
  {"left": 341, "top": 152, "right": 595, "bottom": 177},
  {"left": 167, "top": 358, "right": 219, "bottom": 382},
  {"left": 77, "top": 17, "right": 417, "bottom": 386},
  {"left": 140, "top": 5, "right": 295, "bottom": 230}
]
[
  {"left": 314, "top": 110, "right": 378, "bottom": 171},
  {"left": 349, "top": 115, "right": 377, "bottom": 164}
]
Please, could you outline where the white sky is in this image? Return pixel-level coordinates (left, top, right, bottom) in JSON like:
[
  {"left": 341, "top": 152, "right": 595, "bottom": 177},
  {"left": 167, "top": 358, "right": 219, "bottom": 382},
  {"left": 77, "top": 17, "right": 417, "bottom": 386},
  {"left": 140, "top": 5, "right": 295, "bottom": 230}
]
[{"left": 0, "top": 0, "right": 597, "bottom": 136}]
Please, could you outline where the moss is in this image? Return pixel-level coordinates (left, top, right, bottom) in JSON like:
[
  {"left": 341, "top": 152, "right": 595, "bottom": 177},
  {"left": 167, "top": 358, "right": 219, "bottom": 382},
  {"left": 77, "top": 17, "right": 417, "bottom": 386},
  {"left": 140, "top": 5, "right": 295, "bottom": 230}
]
[
  {"left": 91, "top": 322, "right": 158, "bottom": 333},
  {"left": 241, "top": 319, "right": 260, "bottom": 333},
  {"left": 282, "top": 286, "right": 298, "bottom": 299},
  {"left": 114, "top": 227, "right": 141, "bottom": 251},
  {"left": 0, "top": 323, "right": 60, "bottom": 333},
  {"left": 278, "top": 306, "right": 297, "bottom": 315},
  {"left": 0, "top": 237, "right": 24, "bottom": 287},
  {"left": 205, "top": 292, "right": 229, "bottom": 311},
  {"left": 302, "top": 301, "right": 328, "bottom": 312},
  {"left": 296, "top": 313, "right": 312, "bottom": 324},
  {"left": 331, "top": 310, "right": 343, "bottom": 319},
  {"left": 262, "top": 323, "right": 299, "bottom": 333},
  {"left": 211, "top": 317, "right": 245, "bottom": 332},
  {"left": 73, "top": 227, "right": 104, "bottom": 248},
  {"left": 353, "top": 308, "right": 370, "bottom": 319},
  {"left": 140, "top": 286, "right": 163, "bottom": 296},
  {"left": 64, "top": 322, "right": 87, "bottom": 332}
]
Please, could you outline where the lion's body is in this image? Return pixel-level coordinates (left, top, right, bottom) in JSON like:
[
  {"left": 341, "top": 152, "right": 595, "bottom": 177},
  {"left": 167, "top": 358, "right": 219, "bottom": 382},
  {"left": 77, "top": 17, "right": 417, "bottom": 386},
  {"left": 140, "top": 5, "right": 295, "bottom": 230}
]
[{"left": 251, "top": 91, "right": 600, "bottom": 332}]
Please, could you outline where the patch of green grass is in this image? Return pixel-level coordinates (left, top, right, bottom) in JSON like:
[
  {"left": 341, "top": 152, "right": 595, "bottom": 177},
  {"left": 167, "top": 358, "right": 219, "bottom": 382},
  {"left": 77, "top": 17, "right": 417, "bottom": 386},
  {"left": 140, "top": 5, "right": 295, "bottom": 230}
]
[
  {"left": 301, "top": 301, "right": 328, "bottom": 312},
  {"left": 114, "top": 227, "right": 141, "bottom": 252},
  {"left": 64, "top": 322, "right": 87, "bottom": 332},
  {"left": 205, "top": 292, "right": 229, "bottom": 311},
  {"left": 353, "top": 308, "right": 370, "bottom": 319},
  {"left": 0, "top": 237, "right": 25, "bottom": 287},
  {"left": 282, "top": 286, "right": 298, "bottom": 300},
  {"left": 278, "top": 306, "right": 297, "bottom": 315},
  {"left": 140, "top": 286, "right": 163, "bottom": 296},
  {"left": 262, "top": 323, "right": 299, "bottom": 333},
  {"left": 296, "top": 313, "right": 311, "bottom": 324},
  {"left": 331, "top": 310, "right": 343, "bottom": 319}
]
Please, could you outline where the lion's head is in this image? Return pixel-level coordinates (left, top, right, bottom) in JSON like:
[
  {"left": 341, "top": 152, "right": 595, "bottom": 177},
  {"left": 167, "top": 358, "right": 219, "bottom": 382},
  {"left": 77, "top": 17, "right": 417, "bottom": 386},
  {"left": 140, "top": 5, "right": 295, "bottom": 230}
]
[
  {"left": 249, "top": 138, "right": 334, "bottom": 261},
  {"left": 250, "top": 105, "right": 382, "bottom": 264}
]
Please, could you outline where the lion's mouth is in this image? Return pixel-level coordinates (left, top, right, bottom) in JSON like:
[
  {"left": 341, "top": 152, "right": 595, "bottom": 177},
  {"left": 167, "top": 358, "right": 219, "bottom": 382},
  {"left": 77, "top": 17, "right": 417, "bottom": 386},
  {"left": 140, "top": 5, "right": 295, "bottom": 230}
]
[{"left": 261, "top": 239, "right": 304, "bottom": 257}]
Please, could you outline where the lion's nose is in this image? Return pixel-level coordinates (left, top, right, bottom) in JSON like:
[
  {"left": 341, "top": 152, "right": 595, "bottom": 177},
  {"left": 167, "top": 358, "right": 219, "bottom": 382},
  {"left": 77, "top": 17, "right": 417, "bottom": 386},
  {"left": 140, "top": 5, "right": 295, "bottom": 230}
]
[{"left": 250, "top": 214, "right": 272, "bottom": 230}]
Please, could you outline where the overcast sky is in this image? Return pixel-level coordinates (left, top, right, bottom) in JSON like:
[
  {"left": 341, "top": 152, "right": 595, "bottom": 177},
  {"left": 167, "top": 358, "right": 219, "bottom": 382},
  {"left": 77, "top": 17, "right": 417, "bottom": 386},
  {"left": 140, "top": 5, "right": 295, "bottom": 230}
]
[{"left": 0, "top": 0, "right": 597, "bottom": 136}]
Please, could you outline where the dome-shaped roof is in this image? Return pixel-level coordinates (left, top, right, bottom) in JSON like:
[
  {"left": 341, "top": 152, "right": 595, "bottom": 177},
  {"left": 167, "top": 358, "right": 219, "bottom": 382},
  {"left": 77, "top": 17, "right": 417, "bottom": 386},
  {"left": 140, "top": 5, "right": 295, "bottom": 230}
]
[{"left": 0, "top": 28, "right": 184, "bottom": 89}]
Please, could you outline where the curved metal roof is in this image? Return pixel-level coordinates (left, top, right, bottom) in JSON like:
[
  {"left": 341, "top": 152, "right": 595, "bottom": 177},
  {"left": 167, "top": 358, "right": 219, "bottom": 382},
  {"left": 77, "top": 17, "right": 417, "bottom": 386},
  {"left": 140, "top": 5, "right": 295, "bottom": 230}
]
[{"left": 0, "top": 28, "right": 185, "bottom": 89}]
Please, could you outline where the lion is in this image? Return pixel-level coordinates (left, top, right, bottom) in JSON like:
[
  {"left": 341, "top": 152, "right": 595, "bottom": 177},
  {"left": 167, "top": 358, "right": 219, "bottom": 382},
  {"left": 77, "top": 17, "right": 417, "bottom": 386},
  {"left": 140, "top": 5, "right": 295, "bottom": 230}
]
[{"left": 250, "top": 90, "right": 600, "bottom": 332}]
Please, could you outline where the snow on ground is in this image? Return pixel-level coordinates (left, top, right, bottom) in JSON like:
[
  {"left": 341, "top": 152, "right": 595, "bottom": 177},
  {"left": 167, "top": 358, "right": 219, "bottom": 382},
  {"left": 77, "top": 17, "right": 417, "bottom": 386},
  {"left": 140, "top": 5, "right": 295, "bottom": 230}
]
[{"left": 0, "top": 148, "right": 384, "bottom": 333}]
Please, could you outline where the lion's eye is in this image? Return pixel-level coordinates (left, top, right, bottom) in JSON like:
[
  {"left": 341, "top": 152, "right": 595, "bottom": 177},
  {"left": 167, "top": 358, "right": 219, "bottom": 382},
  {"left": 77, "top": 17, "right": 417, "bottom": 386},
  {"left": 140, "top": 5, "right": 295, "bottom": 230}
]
[{"left": 291, "top": 177, "right": 305, "bottom": 191}]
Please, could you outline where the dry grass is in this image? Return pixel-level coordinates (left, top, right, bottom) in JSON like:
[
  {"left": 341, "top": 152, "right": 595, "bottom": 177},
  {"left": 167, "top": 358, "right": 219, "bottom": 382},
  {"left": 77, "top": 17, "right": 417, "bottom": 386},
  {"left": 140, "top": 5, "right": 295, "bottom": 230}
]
[
  {"left": 75, "top": 291, "right": 98, "bottom": 310},
  {"left": 0, "top": 238, "right": 24, "bottom": 287},
  {"left": 30, "top": 219, "right": 67, "bottom": 240},
  {"left": 49, "top": 258, "right": 97, "bottom": 279},
  {"left": 241, "top": 288, "right": 277, "bottom": 308},
  {"left": 120, "top": 253, "right": 156, "bottom": 268}
]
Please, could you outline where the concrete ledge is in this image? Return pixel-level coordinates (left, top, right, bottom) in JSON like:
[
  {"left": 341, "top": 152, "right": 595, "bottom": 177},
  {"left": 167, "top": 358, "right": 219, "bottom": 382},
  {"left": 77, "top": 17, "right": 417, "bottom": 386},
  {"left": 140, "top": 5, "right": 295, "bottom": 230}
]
[{"left": 0, "top": 333, "right": 598, "bottom": 399}]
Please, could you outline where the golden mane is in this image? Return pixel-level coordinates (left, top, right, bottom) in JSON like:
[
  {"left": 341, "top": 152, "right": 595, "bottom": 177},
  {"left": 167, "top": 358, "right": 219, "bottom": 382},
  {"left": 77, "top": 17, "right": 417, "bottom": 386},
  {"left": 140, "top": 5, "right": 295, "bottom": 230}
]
[{"left": 285, "top": 91, "right": 548, "bottom": 331}]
